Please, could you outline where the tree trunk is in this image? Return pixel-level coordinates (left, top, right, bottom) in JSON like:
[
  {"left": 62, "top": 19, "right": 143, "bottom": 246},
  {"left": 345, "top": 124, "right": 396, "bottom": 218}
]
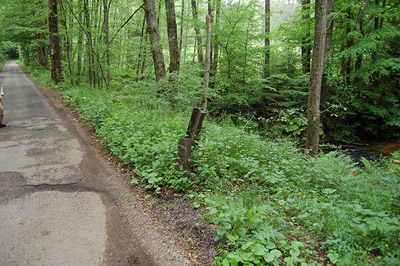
[
  {"left": 141, "top": 33, "right": 149, "bottom": 79},
  {"left": 243, "top": 21, "right": 250, "bottom": 83},
  {"left": 202, "top": 15, "right": 211, "bottom": 112},
  {"left": 264, "top": 0, "right": 270, "bottom": 78},
  {"left": 211, "top": 0, "right": 221, "bottom": 76},
  {"left": 76, "top": 0, "right": 84, "bottom": 84},
  {"left": 354, "top": 17, "right": 364, "bottom": 81},
  {"left": 93, "top": 0, "right": 101, "bottom": 88},
  {"left": 103, "top": 0, "right": 111, "bottom": 89},
  {"left": 179, "top": 0, "right": 185, "bottom": 53},
  {"left": 136, "top": 15, "right": 146, "bottom": 80},
  {"left": 301, "top": 0, "right": 311, "bottom": 74},
  {"left": 321, "top": 0, "right": 334, "bottom": 104},
  {"left": 350, "top": 0, "right": 368, "bottom": 83},
  {"left": 60, "top": 0, "right": 74, "bottom": 85},
  {"left": 191, "top": 0, "right": 204, "bottom": 66},
  {"left": 306, "top": 0, "right": 327, "bottom": 157},
  {"left": 48, "top": 0, "right": 63, "bottom": 83},
  {"left": 37, "top": 33, "right": 48, "bottom": 67},
  {"left": 144, "top": 0, "right": 166, "bottom": 82},
  {"left": 84, "top": 0, "right": 93, "bottom": 86},
  {"left": 164, "top": 0, "right": 180, "bottom": 74},
  {"left": 374, "top": 0, "right": 380, "bottom": 29},
  {"left": 379, "top": 0, "right": 386, "bottom": 28},
  {"left": 208, "top": 0, "right": 213, "bottom": 68}
]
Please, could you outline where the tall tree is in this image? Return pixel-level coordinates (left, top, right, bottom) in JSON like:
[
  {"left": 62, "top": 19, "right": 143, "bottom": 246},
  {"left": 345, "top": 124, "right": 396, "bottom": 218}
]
[
  {"left": 321, "top": 0, "right": 334, "bottom": 103},
  {"left": 76, "top": 0, "right": 84, "bottom": 84},
  {"left": 83, "top": 0, "right": 94, "bottom": 86},
  {"left": 144, "top": 0, "right": 166, "bottom": 82},
  {"left": 306, "top": 0, "right": 327, "bottom": 156},
  {"left": 60, "top": 0, "right": 74, "bottom": 85},
  {"left": 48, "top": 0, "right": 63, "bottom": 82},
  {"left": 191, "top": 0, "right": 204, "bottom": 66},
  {"left": 179, "top": 0, "right": 185, "bottom": 54},
  {"left": 202, "top": 14, "right": 212, "bottom": 111},
  {"left": 164, "top": 0, "right": 180, "bottom": 74},
  {"left": 103, "top": 0, "right": 111, "bottom": 89},
  {"left": 211, "top": 0, "right": 221, "bottom": 76},
  {"left": 264, "top": 0, "right": 270, "bottom": 78},
  {"left": 301, "top": 0, "right": 311, "bottom": 73}
]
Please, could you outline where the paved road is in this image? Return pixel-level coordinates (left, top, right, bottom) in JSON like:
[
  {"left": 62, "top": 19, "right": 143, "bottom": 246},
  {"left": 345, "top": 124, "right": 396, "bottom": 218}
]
[{"left": 0, "top": 62, "right": 190, "bottom": 265}]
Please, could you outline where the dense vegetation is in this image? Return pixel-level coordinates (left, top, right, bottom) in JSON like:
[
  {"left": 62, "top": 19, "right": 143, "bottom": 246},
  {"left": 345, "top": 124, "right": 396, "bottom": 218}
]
[
  {"left": 1, "top": 0, "right": 400, "bottom": 264},
  {"left": 24, "top": 69, "right": 400, "bottom": 265},
  {"left": 1, "top": 0, "right": 399, "bottom": 142}
]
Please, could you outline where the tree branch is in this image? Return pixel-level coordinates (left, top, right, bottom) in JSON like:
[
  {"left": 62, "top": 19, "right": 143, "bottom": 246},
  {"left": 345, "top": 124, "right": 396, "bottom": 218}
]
[
  {"left": 64, "top": 0, "right": 109, "bottom": 89},
  {"left": 110, "top": 4, "right": 144, "bottom": 44}
]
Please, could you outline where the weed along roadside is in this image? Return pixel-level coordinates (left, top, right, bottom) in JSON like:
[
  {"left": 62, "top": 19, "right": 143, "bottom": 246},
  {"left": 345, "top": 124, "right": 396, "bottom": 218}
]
[{"left": 28, "top": 68, "right": 400, "bottom": 265}]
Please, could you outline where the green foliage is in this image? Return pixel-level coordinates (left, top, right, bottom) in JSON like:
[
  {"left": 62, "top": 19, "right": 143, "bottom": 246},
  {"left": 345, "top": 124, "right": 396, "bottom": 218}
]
[
  {"left": 63, "top": 84, "right": 192, "bottom": 193},
  {"left": 0, "top": 41, "right": 18, "bottom": 62},
  {"left": 206, "top": 189, "right": 285, "bottom": 266},
  {"left": 320, "top": 0, "right": 400, "bottom": 142},
  {"left": 30, "top": 63, "right": 400, "bottom": 265},
  {"left": 19, "top": 0, "right": 400, "bottom": 262},
  {"left": 198, "top": 151, "right": 400, "bottom": 265}
]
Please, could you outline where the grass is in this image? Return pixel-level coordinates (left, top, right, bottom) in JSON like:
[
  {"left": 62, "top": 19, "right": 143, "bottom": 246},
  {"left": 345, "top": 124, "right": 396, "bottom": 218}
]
[{"left": 31, "top": 68, "right": 400, "bottom": 266}]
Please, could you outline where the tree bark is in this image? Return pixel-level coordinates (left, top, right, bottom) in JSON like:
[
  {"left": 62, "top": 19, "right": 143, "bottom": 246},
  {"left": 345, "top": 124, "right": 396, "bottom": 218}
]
[
  {"left": 191, "top": 0, "right": 204, "bottom": 66},
  {"left": 207, "top": 0, "right": 213, "bottom": 68},
  {"left": 83, "top": 0, "right": 94, "bottom": 86},
  {"left": 211, "top": 0, "right": 221, "bottom": 76},
  {"left": 321, "top": 0, "right": 334, "bottom": 104},
  {"left": 379, "top": 0, "right": 386, "bottom": 28},
  {"left": 144, "top": 0, "right": 166, "bottom": 82},
  {"left": 202, "top": 15, "right": 211, "bottom": 112},
  {"left": 76, "top": 0, "right": 84, "bottom": 84},
  {"left": 354, "top": 17, "right": 364, "bottom": 81},
  {"left": 264, "top": 0, "right": 270, "bottom": 78},
  {"left": 37, "top": 33, "right": 48, "bottom": 67},
  {"left": 301, "top": 0, "right": 311, "bottom": 74},
  {"left": 48, "top": 0, "right": 63, "bottom": 83},
  {"left": 103, "top": 0, "right": 111, "bottom": 89},
  {"left": 136, "top": 14, "right": 146, "bottom": 80},
  {"left": 60, "top": 0, "right": 74, "bottom": 85},
  {"left": 179, "top": 0, "right": 185, "bottom": 53},
  {"left": 374, "top": 0, "right": 379, "bottom": 29},
  {"left": 141, "top": 33, "right": 149, "bottom": 79},
  {"left": 243, "top": 21, "right": 251, "bottom": 83},
  {"left": 164, "top": 0, "right": 180, "bottom": 74},
  {"left": 351, "top": 0, "right": 368, "bottom": 83},
  {"left": 306, "top": 0, "right": 327, "bottom": 157}
]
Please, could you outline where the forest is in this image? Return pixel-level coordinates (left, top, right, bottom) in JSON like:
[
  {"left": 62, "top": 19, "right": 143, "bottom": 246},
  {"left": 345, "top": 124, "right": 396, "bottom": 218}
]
[{"left": 1, "top": 0, "right": 400, "bottom": 265}]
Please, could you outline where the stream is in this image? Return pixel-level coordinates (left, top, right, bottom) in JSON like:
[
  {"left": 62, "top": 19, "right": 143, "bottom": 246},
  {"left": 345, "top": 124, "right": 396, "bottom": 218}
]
[{"left": 342, "top": 139, "right": 400, "bottom": 162}]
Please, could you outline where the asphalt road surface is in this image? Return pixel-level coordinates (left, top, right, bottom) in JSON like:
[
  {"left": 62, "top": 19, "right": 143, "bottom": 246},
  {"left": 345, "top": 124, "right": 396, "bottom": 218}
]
[{"left": 0, "top": 62, "right": 190, "bottom": 266}]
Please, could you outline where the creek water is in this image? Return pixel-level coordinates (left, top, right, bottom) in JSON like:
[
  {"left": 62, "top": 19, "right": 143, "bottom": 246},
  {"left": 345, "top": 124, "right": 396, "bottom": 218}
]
[{"left": 343, "top": 139, "right": 400, "bottom": 162}]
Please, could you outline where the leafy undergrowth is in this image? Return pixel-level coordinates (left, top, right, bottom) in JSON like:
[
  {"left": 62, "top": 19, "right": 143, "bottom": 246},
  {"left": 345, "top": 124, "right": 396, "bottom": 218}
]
[{"left": 55, "top": 81, "right": 400, "bottom": 265}]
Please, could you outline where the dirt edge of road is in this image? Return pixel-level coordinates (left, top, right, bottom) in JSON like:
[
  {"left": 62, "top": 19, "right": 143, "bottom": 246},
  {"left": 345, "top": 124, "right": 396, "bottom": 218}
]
[{"left": 20, "top": 66, "right": 220, "bottom": 265}]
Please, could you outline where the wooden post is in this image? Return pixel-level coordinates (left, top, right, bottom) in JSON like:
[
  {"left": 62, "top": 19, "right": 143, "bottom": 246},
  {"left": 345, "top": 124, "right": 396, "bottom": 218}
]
[
  {"left": 178, "top": 138, "right": 192, "bottom": 171},
  {"left": 178, "top": 107, "right": 206, "bottom": 171},
  {"left": 186, "top": 107, "right": 206, "bottom": 138}
]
